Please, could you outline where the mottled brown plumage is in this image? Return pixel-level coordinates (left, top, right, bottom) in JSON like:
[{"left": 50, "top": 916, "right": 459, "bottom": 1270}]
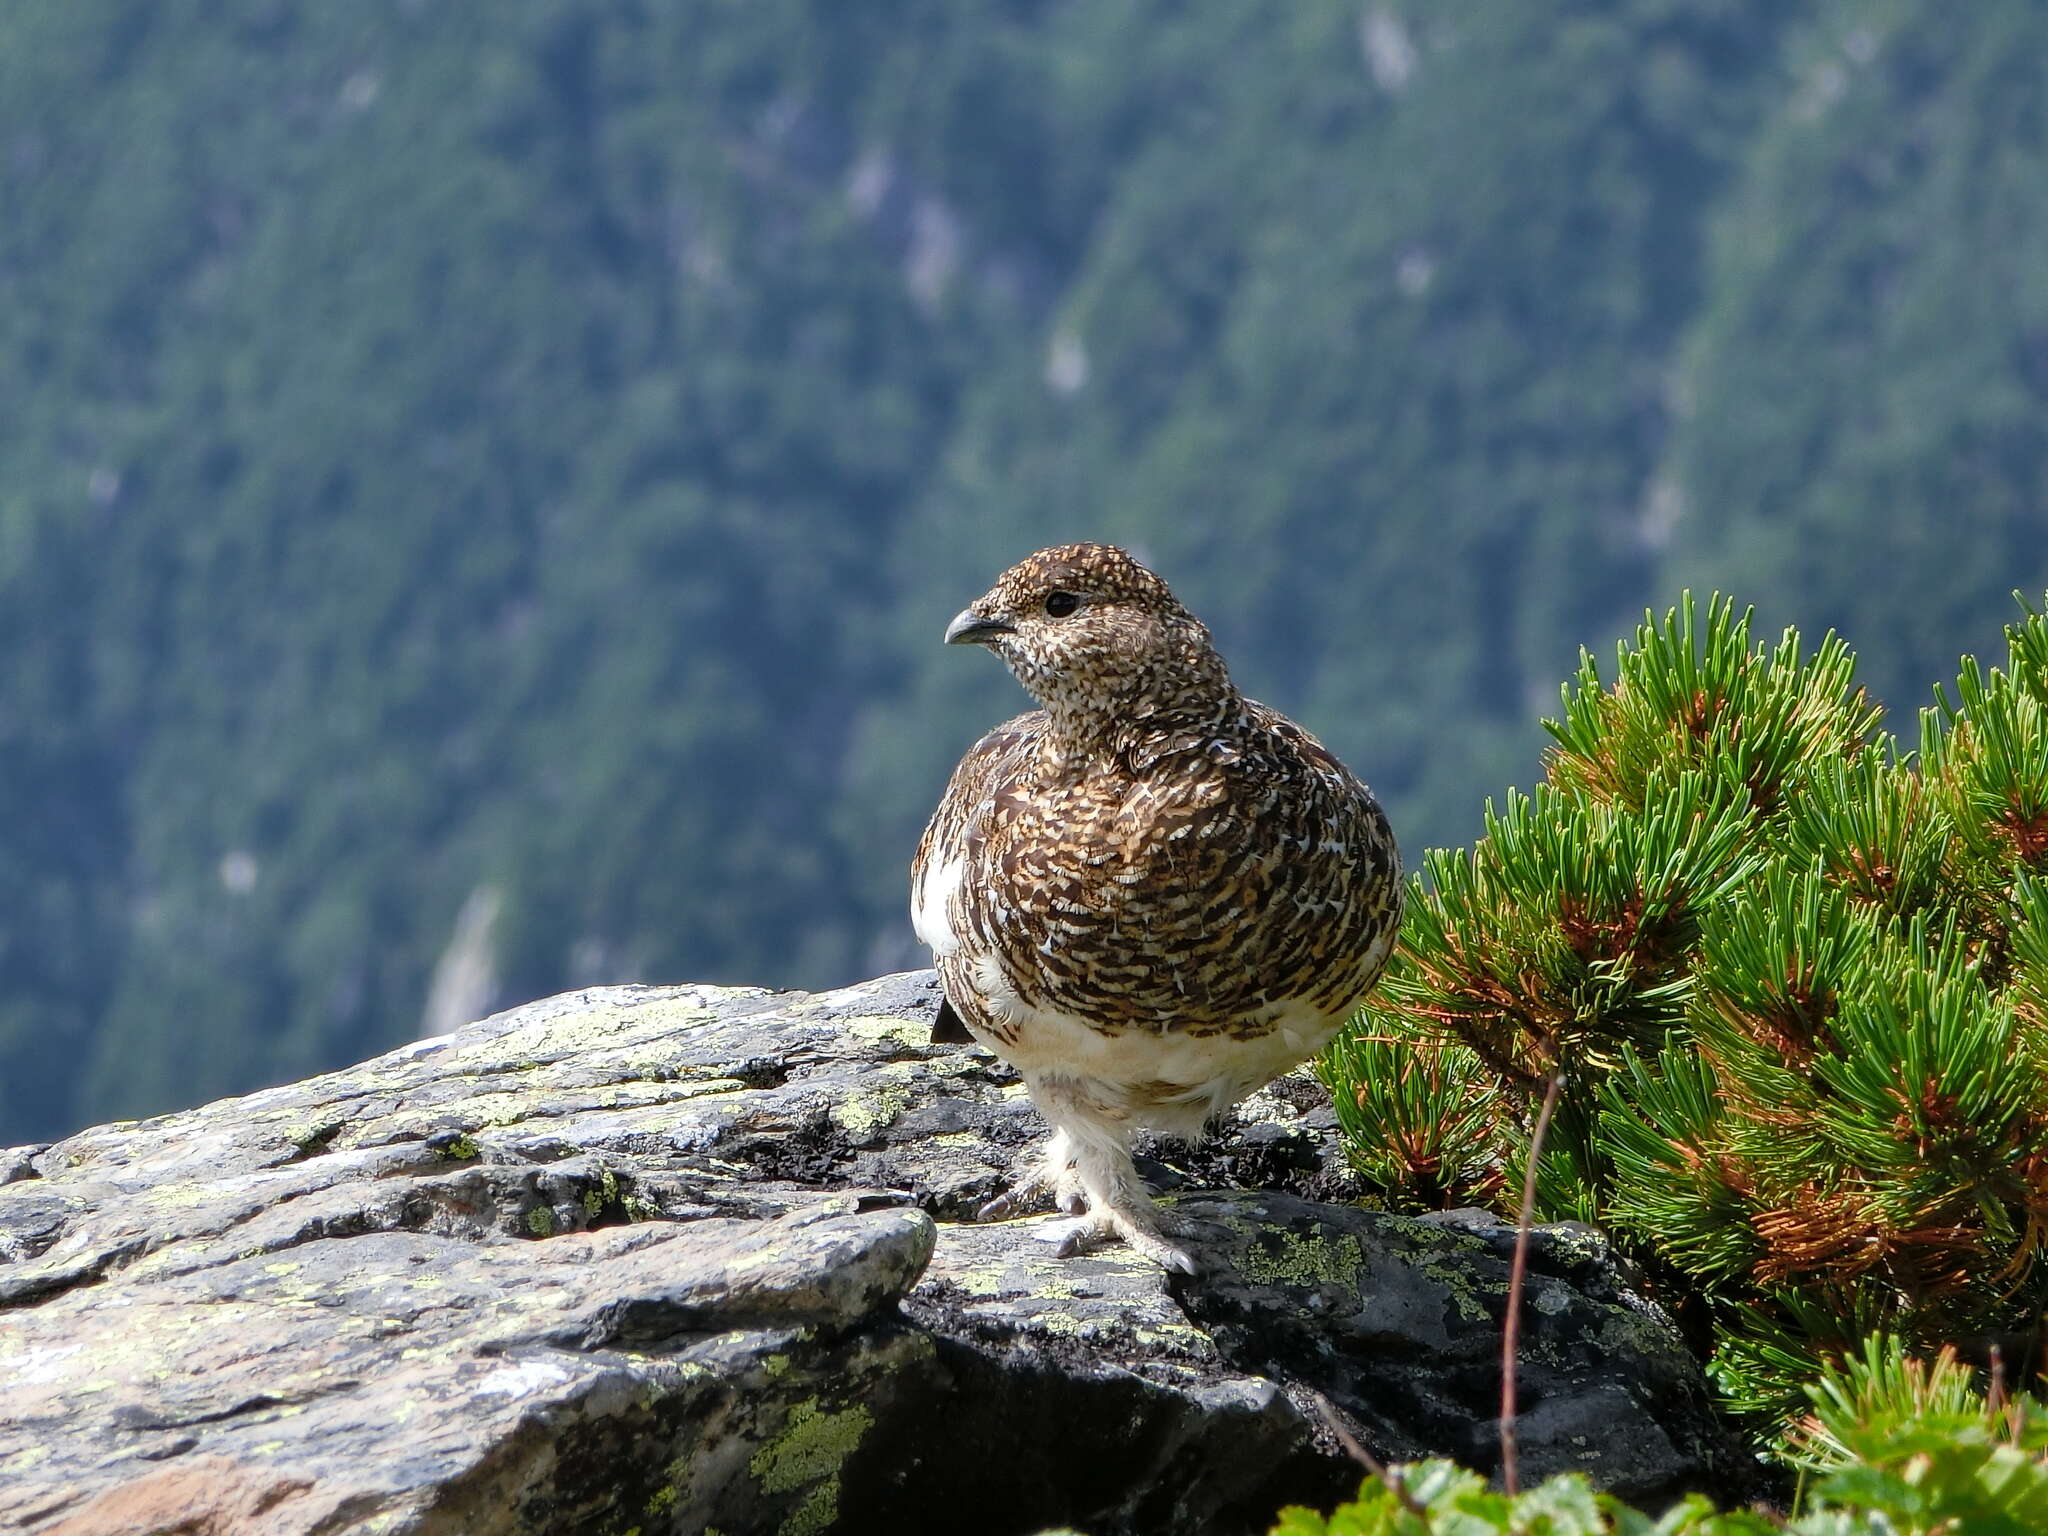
[{"left": 911, "top": 544, "right": 1402, "bottom": 1270}]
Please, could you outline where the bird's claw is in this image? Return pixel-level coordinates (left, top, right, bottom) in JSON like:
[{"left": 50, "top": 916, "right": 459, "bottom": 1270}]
[
  {"left": 977, "top": 1187, "right": 1041, "bottom": 1222},
  {"left": 977, "top": 1181, "right": 1087, "bottom": 1222},
  {"left": 982, "top": 1135, "right": 1210, "bottom": 1271},
  {"left": 975, "top": 1184, "right": 1050, "bottom": 1222},
  {"left": 1052, "top": 1206, "right": 1203, "bottom": 1274},
  {"left": 979, "top": 1141, "right": 1087, "bottom": 1221},
  {"left": 1149, "top": 1203, "right": 1213, "bottom": 1242}
]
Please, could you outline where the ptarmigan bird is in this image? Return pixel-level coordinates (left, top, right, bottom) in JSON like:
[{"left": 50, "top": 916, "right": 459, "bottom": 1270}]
[{"left": 911, "top": 543, "right": 1401, "bottom": 1271}]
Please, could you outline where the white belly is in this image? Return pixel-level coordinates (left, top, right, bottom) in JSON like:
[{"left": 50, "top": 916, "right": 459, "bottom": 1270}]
[{"left": 970, "top": 961, "right": 1346, "bottom": 1137}]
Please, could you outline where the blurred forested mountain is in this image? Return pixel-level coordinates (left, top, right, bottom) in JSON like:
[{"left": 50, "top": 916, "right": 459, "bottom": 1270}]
[{"left": 2, "top": 1, "right": 2044, "bottom": 1140}]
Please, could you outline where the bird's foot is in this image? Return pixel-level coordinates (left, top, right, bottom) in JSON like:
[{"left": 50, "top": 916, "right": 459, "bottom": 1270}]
[
  {"left": 978, "top": 1168, "right": 1087, "bottom": 1221},
  {"left": 977, "top": 1185, "right": 1042, "bottom": 1222},
  {"left": 978, "top": 1136, "right": 1086, "bottom": 1221},
  {"left": 1052, "top": 1201, "right": 1206, "bottom": 1275}
]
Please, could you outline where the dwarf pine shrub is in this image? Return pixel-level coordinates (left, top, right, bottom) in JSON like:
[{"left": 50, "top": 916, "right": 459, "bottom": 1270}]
[{"left": 1323, "top": 594, "right": 2048, "bottom": 1432}]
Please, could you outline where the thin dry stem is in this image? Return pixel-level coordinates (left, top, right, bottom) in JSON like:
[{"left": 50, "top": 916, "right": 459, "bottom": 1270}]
[
  {"left": 1304, "top": 1389, "right": 1431, "bottom": 1523},
  {"left": 1500, "top": 1069, "right": 1566, "bottom": 1498}
]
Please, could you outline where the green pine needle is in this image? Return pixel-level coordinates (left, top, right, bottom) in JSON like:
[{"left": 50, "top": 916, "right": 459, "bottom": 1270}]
[{"left": 1321, "top": 589, "right": 2048, "bottom": 1453}]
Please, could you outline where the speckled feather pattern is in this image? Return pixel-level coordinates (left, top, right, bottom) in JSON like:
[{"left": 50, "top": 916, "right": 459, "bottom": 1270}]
[
  {"left": 925, "top": 698, "right": 1398, "bottom": 1041},
  {"left": 916, "top": 544, "right": 1400, "bottom": 1083},
  {"left": 910, "top": 544, "right": 1401, "bottom": 1265}
]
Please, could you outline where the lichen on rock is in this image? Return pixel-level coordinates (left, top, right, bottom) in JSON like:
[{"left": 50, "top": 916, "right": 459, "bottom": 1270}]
[{"left": 0, "top": 971, "right": 1752, "bottom": 1535}]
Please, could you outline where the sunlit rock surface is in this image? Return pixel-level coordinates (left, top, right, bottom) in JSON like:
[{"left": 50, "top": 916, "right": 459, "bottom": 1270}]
[{"left": 0, "top": 972, "right": 1751, "bottom": 1534}]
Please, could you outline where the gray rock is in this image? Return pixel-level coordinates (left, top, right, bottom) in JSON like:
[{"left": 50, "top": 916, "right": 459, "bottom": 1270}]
[{"left": 0, "top": 972, "right": 1752, "bottom": 1534}]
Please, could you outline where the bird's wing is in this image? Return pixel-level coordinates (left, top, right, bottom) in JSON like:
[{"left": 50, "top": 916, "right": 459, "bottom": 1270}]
[
  {"left": 956, "top": 705, "right": 1399, "bottom": 1033},
  {"left": 911, "top": 710, "right": 1046, "bottom": 962},
  {"left": 1234, "top": 701, "right": 1404, "bottom": 1015}
]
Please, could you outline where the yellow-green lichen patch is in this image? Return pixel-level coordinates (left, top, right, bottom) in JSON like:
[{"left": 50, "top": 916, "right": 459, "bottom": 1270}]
[
  {"left": 674, "top": 1076, "right": 752, "bottom": 1098},
  {"left": 569, "top": 1076, "right": 753, "bottom": 1109},
  {"left": 843, "top": 1014, "right": 932, "bottom": 1049},
  {"left": 748, "top": 1396, "right": 874, "bottom": 1533},
  {"left": 829, "top": 1079, "right": 913, "bottom": 1137},
  {"left": 1, "top": 1443, "right": 51, "bottom": 1476},
  {"left": 1016, "top": 1272, "right": 1082, "bottom": 1300},
  {"left": 374, "top": 1091, "right": 537, "bottom": 1141},
  {"left": 1535, "top": 1224, "right": 1608, "bottom": 1268},
  {"left": 779, "top": 1481, "right": 838, "bottom": 1536},
  {"left": 613, "top": 994, "right": 736, "bottom": 1033},
  {"left": 525, "top": 1207, "right": 558, "bottom": 1238},
  {"left": 483, "top": 995, "right": 720, "bottom": 1065},
  {"left": 924, "top": 1053, "right": 989, "bottom": 1080},
  {"left": 944, "top": 1256, "right": 1024, "bottom": 1299},
  {"left": 1372, "top": 1211, "right": 1469, "bottom": 1247},
  {"left": 1131, "top": 1321, "right": 1214, "bottom": 1355},
  {"left": 581, "top": 1166, "right": 623, "bottom": 1219},
  {"left": 1597, "top": 1307, "right": 1680, "bottom": 1364},
  {"left": 1236, "top": 1225, "right": 1366, "bottom": 1288},
  {"left": 655, "top": 1451, "right": 694, "bottom": 1512},
  {"left": 591, "top": 1079, "right": 728, "bottom": 1112},
  {"left": 1413, "top": 1252, "right": 1497, "bottom": 1326},
  {"left": 1027, "top": 1309, "right": 1084, "bottom": 1338},
  {"left": 479, "top": 1096, "right": 543, "bottom": 1128},
  {"left": 620, "top": 1191, "right": 663, "bottom": 1222},
  {"left": 150, "top": 1181, "right": 239, "bottom": 1211}
]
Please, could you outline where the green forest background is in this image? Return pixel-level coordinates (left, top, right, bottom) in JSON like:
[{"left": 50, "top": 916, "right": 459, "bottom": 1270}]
[{"left": 3, "top": 0, "right": 2044, "bottom": 1143}]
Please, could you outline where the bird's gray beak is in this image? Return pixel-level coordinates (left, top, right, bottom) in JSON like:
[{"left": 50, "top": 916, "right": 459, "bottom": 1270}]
[{"left": 945, "top": 608, "right": 1014, "bottom": 646}]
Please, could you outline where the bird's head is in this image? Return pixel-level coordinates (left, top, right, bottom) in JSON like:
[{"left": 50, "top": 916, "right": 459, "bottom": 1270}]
[{"left": 945, "top": 543, "right": 1238, "bottom": 745}]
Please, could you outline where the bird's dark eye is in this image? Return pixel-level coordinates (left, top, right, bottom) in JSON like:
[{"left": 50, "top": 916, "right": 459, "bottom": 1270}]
[{"left": 1044, "top": 590, "right": 1081, "bottom": 618}]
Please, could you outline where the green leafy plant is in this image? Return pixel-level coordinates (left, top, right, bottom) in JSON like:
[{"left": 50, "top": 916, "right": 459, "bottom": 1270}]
[
  {"left": 1276, "top": 1336, "right": 2048, "bottom": 1535},
  {"left": 1271, "top": 1461, "right": 1779, "bottom": 1535},
  {"left": 1787, "top": 1336, "right": 2048, "bottom": 1533},
  {"left": 1323, "top": 593, "right": 2048, "bottom": 1432}
]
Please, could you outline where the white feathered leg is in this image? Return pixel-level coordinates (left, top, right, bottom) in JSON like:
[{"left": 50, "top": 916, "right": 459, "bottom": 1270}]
[
  {"left": 1020, "top": 1076, "right": 1207, "bottom": 1273},
  {"left": 979, "top": 1126, "right": 1088, "bottom": 1219}
]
